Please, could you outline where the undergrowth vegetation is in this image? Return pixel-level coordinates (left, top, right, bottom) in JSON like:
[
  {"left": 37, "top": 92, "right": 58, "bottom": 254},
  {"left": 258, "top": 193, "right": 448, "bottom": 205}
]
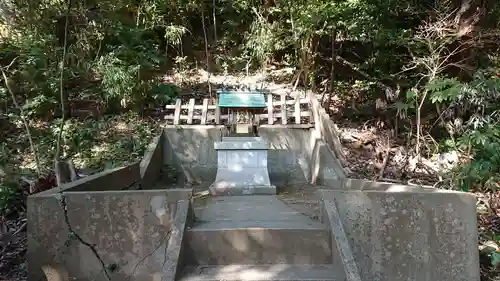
[{"left": 0, "top": 113, "right": 159, "bottom": 215}]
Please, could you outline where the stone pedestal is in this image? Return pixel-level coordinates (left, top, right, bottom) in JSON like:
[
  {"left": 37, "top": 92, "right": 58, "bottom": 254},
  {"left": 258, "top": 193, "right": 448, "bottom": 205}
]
[{"left": 210, "top": 137, "right": 275, "bottom": 195}]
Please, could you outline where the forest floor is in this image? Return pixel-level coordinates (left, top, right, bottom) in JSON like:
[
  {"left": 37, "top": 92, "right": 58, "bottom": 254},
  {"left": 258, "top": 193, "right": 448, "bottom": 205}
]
[{"left": 1, "top": 68, "right": 499, "bottom": 281}]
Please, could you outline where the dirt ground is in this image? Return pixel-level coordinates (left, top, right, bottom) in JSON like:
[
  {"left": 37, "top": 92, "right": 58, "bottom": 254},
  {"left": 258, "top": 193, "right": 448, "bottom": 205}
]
[{"left": 277, "top": 183, "right": 321, "bottom": 220}]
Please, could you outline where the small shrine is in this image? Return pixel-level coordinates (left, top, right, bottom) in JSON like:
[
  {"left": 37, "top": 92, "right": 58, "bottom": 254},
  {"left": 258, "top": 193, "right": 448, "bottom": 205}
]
[
  {"left": 209, "top": 90, "right": 275, "bottom": 195},
  {"left": 217, "top": 90, "right": 266, "bottom": 135}
]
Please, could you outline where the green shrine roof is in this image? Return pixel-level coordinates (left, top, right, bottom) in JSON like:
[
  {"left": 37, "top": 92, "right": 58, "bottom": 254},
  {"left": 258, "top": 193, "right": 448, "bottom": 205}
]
[{"left": 217, "top": 90, "right": 266, "bottom": 108}]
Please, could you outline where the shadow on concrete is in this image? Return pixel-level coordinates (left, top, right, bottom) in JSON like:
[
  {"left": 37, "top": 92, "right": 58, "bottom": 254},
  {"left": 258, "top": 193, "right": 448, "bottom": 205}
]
[{"left": 28, "top": 190, "right": 192, "bottom": 281}]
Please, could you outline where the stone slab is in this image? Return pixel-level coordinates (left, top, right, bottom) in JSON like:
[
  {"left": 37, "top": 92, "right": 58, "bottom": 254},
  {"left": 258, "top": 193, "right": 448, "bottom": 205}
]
[
  {"left": 140, "top": 133, "right": 164, "bottom": 189},
  {"left": 217, "top": 150, "right": 268, "bottom": 171},
  {"left": 214, "top": 137, "right": 268, "bottom": 150},
  {"left": 318, "top": 189, "right": 479, "bottom": 281},
  {"left": 222, "top": 137, "right": 265, "bottom": 141},
  {"left": 33, "top": 163, "right": 141, "bottom": 196},
  {"left": 185, "top": 228, "right": 333, "bottom": 265},
  {"left": 193, "top": 196, "right": 315, "bottom": 223},
  {"left": 186, "top": 196, "right": 336, "bottom": 266},
  {"left": 208, "top": 184, "right": 277, "bottom": 195},
  {"left": 28, "top": 189, "right": 191, "bottom": 281},
  {"left": 212, "top": 137, "right": 273, "bottom": 195},
  {"left": 179, "top": 264, "right": 345, "bottom": 281},
  {"left": 190, "top": 220, "right": 325, "bottom": 230},
  {"left": 236, "top": 124, "right": 253, "bottom": 134}
]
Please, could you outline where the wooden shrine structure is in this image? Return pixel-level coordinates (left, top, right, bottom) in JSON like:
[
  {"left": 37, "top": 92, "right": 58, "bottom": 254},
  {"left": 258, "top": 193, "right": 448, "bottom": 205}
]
[{"left": 164, "top": 93, "right": 313, "bottom": 126}]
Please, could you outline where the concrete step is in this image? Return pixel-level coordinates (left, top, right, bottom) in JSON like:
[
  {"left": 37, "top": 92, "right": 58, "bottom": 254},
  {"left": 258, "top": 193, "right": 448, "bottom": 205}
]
[
  {"left": 189, "top": 219, "right": 324, "bottom": 230},
  {"left": 187, "top": 196, "right": 335, "bottom": 265},
  {"left": 193, "top": 196, "right": 318, "bottom": 223},
  {"left": 178, "top": 264, "right": 346, "bottom": 281},
  {"left": 185, "top": 222, "right": 333, "bottom": 265}
]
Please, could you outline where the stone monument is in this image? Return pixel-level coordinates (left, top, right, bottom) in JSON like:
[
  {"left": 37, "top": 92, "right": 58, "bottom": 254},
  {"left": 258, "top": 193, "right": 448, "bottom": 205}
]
[{"left": 209, "top": 90, "right": 276, "bottom": 195}]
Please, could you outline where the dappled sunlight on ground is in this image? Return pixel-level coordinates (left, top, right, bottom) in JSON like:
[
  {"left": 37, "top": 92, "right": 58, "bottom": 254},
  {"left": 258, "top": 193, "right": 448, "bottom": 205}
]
[
  {"left": 113, "top": 121, "right": 130, "bottom": 132},
  {"left": 161, "top": 68, "right": 307, "bottom": 100}
]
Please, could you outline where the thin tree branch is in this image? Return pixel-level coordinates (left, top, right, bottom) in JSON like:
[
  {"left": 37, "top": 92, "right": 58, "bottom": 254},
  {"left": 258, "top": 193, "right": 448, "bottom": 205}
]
[
  {"left": 200, "top": 4, "right": 212, "bottom": 99},
  {"left": 54, "top": 0, "right": 71, "bottom": 170},
  {"left": 436, "top": 43, "right": 472, "bottom": 72},
  {"left": 212, "top": 0, "right": 217, "bottom": 45},
  {"left": 0, "top": 64, "right": 42, "bottom": 176}
]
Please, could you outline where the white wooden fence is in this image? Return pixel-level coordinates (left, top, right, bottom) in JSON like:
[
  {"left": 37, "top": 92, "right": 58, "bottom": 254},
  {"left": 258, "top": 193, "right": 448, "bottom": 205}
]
[{"left": 164, "top": 94, "right": 313, "bottom": 125}]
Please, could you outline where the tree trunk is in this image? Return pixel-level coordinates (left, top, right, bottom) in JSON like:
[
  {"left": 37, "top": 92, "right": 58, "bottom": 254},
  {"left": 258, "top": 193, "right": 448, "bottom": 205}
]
[
  {"left": 54, "top": 0, "right": 70, "bottom": 170},
  {"left": 453, "top": 0, "right": 484, "bottom": 36},
  {"left": 212, "top": 0, "right": 217, "bottom": 45},
  {"left": 454, "top": 0, "right": 473, "bottom": 25},
  {"left": 201, "top": 5, "right": 212, "bottom": 97},
  {"left": 329, "top": 28, "right": 337, "bottom": 93},
  {"left": 309, "top": 35, "right": 320, "bottom": 92}
]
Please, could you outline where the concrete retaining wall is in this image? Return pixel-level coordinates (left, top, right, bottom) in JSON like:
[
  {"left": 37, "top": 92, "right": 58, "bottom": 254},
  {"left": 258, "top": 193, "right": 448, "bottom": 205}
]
[
  {"left": 162, "top": 125, "right": 321, "bottom": 188},
  {"left": 310, "top": 139, "right": 345, "bottom": 185},
  {"left": 163, "top": 125, "right": 225, "bottom": 189},
  {"left": 34, "top": 163, "right": 141, "bottom": 196},
  {"left": 319, "top": 188, "right": 479, "bottom": 281},
  {"left": 140, "top": 132, "right": 165, "bottom": 189},
  {"left": 258, "top": 125, "right": 313, "bottom": 185},
  {"left": 27, "top": 189, "right": 192, "bottom": 281}
]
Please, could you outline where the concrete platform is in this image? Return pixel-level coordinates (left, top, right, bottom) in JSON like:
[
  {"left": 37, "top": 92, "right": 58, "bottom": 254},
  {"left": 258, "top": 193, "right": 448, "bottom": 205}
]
[
  {"left": 208, "top": 184, "right": 277, "bottom": 196},
  {"left": 186, "top": 196, "right": 336, "bottom": 265},
  {"left": 185, "top": 227, "right": 332, "bottom": 265},
  {"left": 193, "top": 196, "right": 318, "bottom": 223},
  {"left": 211, "top": 137, "right": 275, "bottom": 196},
  {"left": 190, "top": 220, "right": 324, "bottom": 230},
  {"left": 179, "top": 264, "right": 345, "bottom": 281}
]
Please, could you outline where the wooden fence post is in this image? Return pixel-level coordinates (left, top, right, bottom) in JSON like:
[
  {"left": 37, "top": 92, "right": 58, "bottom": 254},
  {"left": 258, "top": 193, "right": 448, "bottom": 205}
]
[
  {"left": 173, "top": 99, "right": 181, "bottom": 125},
  {"left": 187, "top": 98, "right": 195, "bottom": 124},
  {"left": 215, "top": 101, "right": 221, "bottom": 125},
  {"left": 294, "top": 99, "right": 301, "bottom": 124},
  {"left": 268, "top": 93, "right": 274, "bottom": 125},
  {"left": 201, "top": 98, "right": 208, "bottom": 125},
  {"left": 165, "top": 95, "right": 314, "bottom": 125},
  {"left": 281, "top": 95, "right": 287, "bottom": 125}
]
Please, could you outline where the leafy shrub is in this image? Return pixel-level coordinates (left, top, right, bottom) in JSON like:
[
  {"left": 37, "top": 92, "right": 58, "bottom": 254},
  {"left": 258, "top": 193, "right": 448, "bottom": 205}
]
[
  {"left": 95, "top": 53, "right": 145, "bottom": 104},
  {"left": 151, "top": 83, "right": 179, "bottom": 106},
  {"left": 426, "top": 74, "right": 500, "bottom": 192},
  {"left": 245, "top": 18, "right": 285, "bottom": 66},
  {"left": 0, "top": 32, "right": 61, "bottom": 116},
  {"left": 0, "top": 183, "right": 16, "bottom": 215},
  {"left": 451, "top": 125, "right": 500, "bottom": 192}
]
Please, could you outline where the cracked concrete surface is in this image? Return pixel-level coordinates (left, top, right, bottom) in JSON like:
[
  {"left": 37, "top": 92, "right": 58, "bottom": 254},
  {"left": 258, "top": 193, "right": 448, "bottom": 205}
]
[
  {"left": 27, "top": 189, "right": 191, "bottom": 281},
  {"left": 59, "top": 194, "right": 113, "bottom": 281}
]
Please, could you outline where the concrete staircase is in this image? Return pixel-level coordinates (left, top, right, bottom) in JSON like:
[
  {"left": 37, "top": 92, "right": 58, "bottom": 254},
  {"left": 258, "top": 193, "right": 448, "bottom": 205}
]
[{"left": 178, "top": 196, "right": 345, "bottom": 281}]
